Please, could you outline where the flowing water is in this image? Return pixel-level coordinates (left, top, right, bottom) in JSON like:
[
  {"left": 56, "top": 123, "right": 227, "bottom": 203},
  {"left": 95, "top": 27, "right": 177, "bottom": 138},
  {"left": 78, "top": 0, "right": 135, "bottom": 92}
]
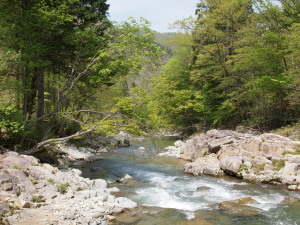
[{"left": 71, "top": 138, "right": 300, "bottom": 225}]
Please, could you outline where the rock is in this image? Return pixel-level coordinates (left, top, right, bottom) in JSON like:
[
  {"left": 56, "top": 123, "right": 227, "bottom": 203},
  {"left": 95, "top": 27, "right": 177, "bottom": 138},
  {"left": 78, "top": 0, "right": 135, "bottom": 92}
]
[
  {"left": 2, "top": 155, "right": 38, "bottom": 169},
  {"left": 27, "top": 166, "right": 53, "bottom": 180},
  {"left": 280, "top": 196, "right": 300, "bottom": 205},
  {"left": 179, "top": 217, "right": 213, "bottom": 225},
  {"left": 113, "top": 134, "right": 130, "bottom": 147},
  {"left": 37, "top": 185, "right": 58, "bottom": 200},
  {"left": 174, "top": 140, "right": 184, "bottom": 148},
  {"left": 288, "top": 185, "right": 297, "bottom": 191},
  {"left": 8, "top": 169, "right": 29, "bottom": 181},
  {"left": 184, "top": 154, "right": 225, "bottom": 176},
  {"left": 93, "top": 179, "right": 107, "bottom": 190},
  {"left": 118, "top": 174, "right": 133, "bottom": 184},
  {"left": 284, "top": 154, "right": 300, "bottom": 164},
  {"left": 264, "top": 164, "right": 274, "bottom": 171},
  {"left": 196, "top": 186, "right": 212, "bottom": 191},
  {"left": 1, "top": 183, "right": 13, "bottom": 191},
  {"left": 0, "top": 152, "right": 137, "bottom": 225},
  {"left": 236, "top": 126, "right": 260, "bottom": 135},
  {"left": 164, "top": 146, "right": 177, "bottom": 151},
  {"left": 41, "top": 164, "right": 56, "bottom": 174},
  {"left": 260, "top": 142, "right": 286, "bottom": 157},
  {"left": 71, "top": 168, "right": 82, "bottom": 176},
  {"left": 206, "top": 129, "right": 240, "bottom": 139},
  {"left": 251, "top": 156, "right": 271, "bottom": 166},
  {"left": 243, "top": 161, "right": 252, "bottom": 168},
  {"left": 218, "top": 200, "right": 260, "bottom": 216},
  {"left": 158, "top": 149, "right": 180, "bottom": 158},
  {"left": 179, "top": 136, "right": 209, "bottom": 161},
  {"left": 18, "top": 199, "right": 31, "bottom": 208},
  {"left": 220, "top": 156, "right": 243, "bottom": 175},
  {"left": 242, "top": 137, "right": 262, "bottom": 153},
  {"left": 87, "top": 155, "right": 103, "bottom": 161},
  {"left": 0, "top": 173, "right": 18, "bottom": 185},
  {"left": 20, "top": 180, "right": 37, "bottom": 194},
  {"left": 280, "top": 163, "right": 299, "bottom": 176},
  {"left": 3, "top": 151, "right": 19, "bottom": 157},
  {"left": 114, "top": 197, "right": 137, "bottom": 209},
  {"left": 0, "top": 203, "right": 10, "bottom": 215},
  {"left": 260, "top": 133, "right": 291, "bottom": 142},
  {"left": 138, "top": 147, "right": 146, "bottom": 150},
  {"left": 208, "top": 137, "right": 234, "bottom": 154}
]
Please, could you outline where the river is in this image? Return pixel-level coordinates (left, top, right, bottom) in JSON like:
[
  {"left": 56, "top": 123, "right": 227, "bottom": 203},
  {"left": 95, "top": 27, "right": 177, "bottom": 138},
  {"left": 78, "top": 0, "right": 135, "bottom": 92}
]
[{"left": 71, "top": 138, "right": 300, "bottom": 225}]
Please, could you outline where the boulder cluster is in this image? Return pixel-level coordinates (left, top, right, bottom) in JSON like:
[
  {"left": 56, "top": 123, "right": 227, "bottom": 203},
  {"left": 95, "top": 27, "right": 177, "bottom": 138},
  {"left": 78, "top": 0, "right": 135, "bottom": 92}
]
[
  {"left": 0, "top": 151, "right": 136, "bottom": 224},
  {"left": 161, "top": 129, "right": 300, "bottom": 190}
]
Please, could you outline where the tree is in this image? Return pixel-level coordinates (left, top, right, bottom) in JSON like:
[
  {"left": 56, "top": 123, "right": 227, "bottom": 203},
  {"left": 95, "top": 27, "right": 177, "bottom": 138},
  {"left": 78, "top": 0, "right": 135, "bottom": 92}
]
[
  {"left": 0, "top": 0, "right": 163, "bottom": 151},
  {"left": 191, "top": 0, "right": 254, "bottom": 126}
]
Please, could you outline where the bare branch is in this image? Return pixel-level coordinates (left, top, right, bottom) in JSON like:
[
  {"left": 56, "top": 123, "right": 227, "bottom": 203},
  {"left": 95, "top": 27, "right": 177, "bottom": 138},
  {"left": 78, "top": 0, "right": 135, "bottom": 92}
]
[{"left": 24, "top": 113, "right": 115, "bottom": 155}]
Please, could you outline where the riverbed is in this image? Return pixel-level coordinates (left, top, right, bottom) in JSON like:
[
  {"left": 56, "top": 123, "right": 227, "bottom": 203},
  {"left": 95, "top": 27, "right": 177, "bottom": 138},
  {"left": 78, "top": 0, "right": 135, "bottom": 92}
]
[{"left": 71, "top": 138, "right": 300, "bottom": 225}]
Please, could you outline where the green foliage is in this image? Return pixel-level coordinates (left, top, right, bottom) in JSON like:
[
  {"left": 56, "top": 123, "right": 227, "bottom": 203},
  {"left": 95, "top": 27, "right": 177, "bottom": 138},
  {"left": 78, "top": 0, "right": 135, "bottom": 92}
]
[
  {"left": 273, "top": 121, "right": 300, "bottom": 140},
  {"left": 48, "top": 178, "right": 55, "bottom": 185},
  {"left": 0, "top": 0, "right": 164, "bottom": 150},
  {"left": 12, "top": 166, "right": 20, "bottom": 170},
  {"left": 238, "top": 164, "right": 249, "bottom": 173},
  {"left": 282, "top": 149, "right": 300, "bottom": 155},
  {"left": 57, "top": 182, "right": 70, "bottom": 194},
  {"left": 122, "top": 45, "right": 204, "bottom": 133},
  {"left": 253, "top": 163, "right": 267, "bottom": 173},
  {"left": 32, "top": 195, "right": 42, "bottom": 203},
  {"left": 31, "top": 180, "right": 39, "bottom": 184},
  {"left": 272, "top": 160, "right": 285, "bottom": 171},
  {"left": 8, "top": 203, "right": 19, "bottom": 215},
  {"left": 0, "top": 105, "right": 24, "bottom": 142}
]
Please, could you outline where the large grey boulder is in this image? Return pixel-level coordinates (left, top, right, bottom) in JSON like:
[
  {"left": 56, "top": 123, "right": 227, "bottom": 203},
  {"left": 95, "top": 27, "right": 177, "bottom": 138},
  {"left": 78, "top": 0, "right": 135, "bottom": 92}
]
[
  {"left": 2, "top": 154, "right": 38, "bottom": 169},
  {"left": 93, "top": 179, "right": 107, "bottom": 190},
  {"left": 208, "top": 137, "right": 234, "bottom": 153},
  {"left": 184, "top": 154, "right": 224, "bottom": 176},
  {"left": 280, "top": 163, "right": 299, "bottom": 176},
  {"left": 220, "top": 156, "right": 243, "bottom": 175},
  {"left": 179, "top": 136, "right": 209, "bottom": 161},
  {"left": 242, "top": 137, "right": 262, "bottom": 154}
]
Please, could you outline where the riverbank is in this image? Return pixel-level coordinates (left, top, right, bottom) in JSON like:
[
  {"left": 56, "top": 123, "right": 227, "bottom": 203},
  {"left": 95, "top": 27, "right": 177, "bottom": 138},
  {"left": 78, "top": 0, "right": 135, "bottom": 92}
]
[
  {"left": 72, "top": 137, "right": 300, "bottom": 225},
  {"left": 0, "top": 151, "right": 136, "bottom": 224},
  {"left": 161, "top": 129, "right": 300, "bottom": 191}
]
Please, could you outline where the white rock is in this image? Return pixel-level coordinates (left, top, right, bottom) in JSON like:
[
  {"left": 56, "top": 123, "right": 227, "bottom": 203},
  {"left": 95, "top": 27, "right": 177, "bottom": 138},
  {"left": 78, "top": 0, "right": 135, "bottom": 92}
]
[
  {"left": 71, "top": 168, "right": 82, "bottom": 176},
  {"left": 93, "top": 179, "right": 107, "bottom": 190},
  {"left": 220, "top": 156, "right": 243, "bottom": 175},
  {"left": 174, "top": 140, "right": 184, "bottom": 148}
]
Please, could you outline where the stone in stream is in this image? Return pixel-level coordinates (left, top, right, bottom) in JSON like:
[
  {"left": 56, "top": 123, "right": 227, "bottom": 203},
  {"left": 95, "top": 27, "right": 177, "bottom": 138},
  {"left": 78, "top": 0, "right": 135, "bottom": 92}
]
[
  {"left": 280, "top": 196, "right": 300, "bottom": 205},
  {"left": 216, "top": 197, "right": 260, "bottom": 217},
  {"left": 117, "top": 174, "right": 134, "bottom": 184},
  {"left": 219, "top": 156, "right": 243, "bottom": 176},
  {"left": 196, "top": 186, "right": 213, "bottom": 191},
  {"left": 178, "top": 217, "right": 213, "bottom": 225},
  {"left": 184, "top": 154, "right": 225, "bottom": 176}
]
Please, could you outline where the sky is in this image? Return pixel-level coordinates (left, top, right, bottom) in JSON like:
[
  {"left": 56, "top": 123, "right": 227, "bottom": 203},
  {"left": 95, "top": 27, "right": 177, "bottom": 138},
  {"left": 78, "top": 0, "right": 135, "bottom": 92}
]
[{"left": 107, "top": 0, "right": 199, "bottom": 33}]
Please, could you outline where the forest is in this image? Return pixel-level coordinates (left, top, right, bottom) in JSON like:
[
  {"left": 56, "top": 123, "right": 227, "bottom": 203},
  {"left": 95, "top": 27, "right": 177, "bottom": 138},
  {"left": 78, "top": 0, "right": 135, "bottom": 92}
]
[{"left": 0, "top": 0, "right": 300, "bottom": 152}]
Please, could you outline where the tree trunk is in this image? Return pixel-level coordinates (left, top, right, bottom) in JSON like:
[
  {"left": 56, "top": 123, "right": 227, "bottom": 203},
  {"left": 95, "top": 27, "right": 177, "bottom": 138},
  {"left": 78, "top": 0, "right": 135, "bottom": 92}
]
[{"left": 37, "top": 69, "right": 44, "bottom": 119}]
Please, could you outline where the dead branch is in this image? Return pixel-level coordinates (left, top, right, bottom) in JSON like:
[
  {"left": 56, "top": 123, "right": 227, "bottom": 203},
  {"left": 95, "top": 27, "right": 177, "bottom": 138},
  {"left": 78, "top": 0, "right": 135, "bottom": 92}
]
[{"left": 24, "top": 113, "right": 115, "bottom": 155}]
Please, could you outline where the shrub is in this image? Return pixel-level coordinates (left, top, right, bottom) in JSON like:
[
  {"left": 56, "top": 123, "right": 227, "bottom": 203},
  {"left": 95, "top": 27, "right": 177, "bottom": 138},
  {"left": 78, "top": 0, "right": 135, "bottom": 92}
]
[
  {"left": 253, "top": 163, "right": 267, "bottom": 173},
  {"left": 58, "top": 182, "right": 70, "bottom": 194},
  {"left": 47, "top": 178, "right": 55, "bottom": 185},
  {"left": 32, "top": 195, "right": 42, "bottom": 203},
  {"left": 31, "top": 180, "right": 39, "bottom": 184},
  {"left": 272, "top": 159, "right": 285, "bottom": 171}
]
